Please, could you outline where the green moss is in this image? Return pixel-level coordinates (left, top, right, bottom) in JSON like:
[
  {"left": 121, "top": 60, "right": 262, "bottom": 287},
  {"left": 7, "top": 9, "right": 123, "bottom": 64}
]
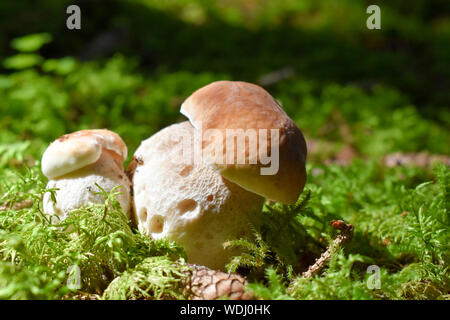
[
  {"left": 0, "top": 168, "right": 186, "bottom": 297},
  {"left": 102, "top": 257, "right": 188, "bottom": 300}
]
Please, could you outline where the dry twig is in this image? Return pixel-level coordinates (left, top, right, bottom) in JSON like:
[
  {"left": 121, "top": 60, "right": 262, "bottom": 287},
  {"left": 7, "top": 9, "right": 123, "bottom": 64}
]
[
  {"left": 302, "top": 220, "right": 354, "bottom": 278},
  {"left": 0, "top": 199, "right": 34, "bottom": 211}
]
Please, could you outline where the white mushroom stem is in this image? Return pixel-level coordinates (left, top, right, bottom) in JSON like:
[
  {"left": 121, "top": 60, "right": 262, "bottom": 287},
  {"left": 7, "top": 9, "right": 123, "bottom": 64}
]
[
  {"left": 131, "top": 122, "right": 264, "bottom": 270},
  {"left": 43, "top": 150, "right": 131, "bottom": 221}
]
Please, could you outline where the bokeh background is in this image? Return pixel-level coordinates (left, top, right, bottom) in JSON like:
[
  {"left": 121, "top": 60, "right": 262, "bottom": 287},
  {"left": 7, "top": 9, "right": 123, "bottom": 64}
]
[{"left": 0, "top": 0, "right": 449, "bottom": 162}]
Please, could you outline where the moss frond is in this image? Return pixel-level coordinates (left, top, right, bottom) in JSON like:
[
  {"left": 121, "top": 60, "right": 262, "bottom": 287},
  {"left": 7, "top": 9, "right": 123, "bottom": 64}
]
[{"left": 102, "top": 257, "right": 188, "bottom": 300}]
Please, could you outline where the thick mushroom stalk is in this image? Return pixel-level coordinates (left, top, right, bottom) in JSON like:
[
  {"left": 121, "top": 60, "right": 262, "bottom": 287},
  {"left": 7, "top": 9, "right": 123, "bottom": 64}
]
[
  {"left": 42, "top": 129, "right": 131, "bottom": 221},
  {"left": 130, "top": 122, "right": 264, "bottom": 270}
]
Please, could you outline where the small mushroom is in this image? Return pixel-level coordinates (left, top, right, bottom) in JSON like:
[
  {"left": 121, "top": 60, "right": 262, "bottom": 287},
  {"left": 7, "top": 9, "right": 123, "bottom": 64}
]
[
  {"left": 42, "top": 129, "right": 131, "bottom": 221},
  {"left": 181, "top": 80, "right": 307, "bottom": 204},
  {"left": 131, "top": 122, "right": 264, "bottom": 270}
]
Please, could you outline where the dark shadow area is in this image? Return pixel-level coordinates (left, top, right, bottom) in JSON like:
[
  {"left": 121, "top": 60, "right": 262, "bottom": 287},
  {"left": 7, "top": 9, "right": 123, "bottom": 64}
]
[{"left": 0, "top": 0, "right": 448, "bottom": 121}]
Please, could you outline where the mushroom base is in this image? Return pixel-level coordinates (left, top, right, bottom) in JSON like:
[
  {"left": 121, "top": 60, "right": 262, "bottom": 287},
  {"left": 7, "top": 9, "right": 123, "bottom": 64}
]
[{"left": 132, "top": 122, "right": 264, "bottom": 271}]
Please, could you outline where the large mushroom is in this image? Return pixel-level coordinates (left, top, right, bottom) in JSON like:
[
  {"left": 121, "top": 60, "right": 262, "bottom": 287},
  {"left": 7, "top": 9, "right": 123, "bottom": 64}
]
[
  {"left": 42, "top": 129, "right": 131, "bottom": 221},
  {"left": 131, "top": 122, "right": 264, "bottom": 270},
  {"left": 131, "top": 81, "right": 307, "bottom": 270}
]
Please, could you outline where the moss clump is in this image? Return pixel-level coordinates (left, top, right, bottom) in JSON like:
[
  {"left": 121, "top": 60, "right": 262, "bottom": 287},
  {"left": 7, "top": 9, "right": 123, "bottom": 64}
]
[
  {"left": 0, "top": 168, "right": 186, "bottom": 298},
  {"left": 102, "top": 257, "right": 188, "bottom": 300}
]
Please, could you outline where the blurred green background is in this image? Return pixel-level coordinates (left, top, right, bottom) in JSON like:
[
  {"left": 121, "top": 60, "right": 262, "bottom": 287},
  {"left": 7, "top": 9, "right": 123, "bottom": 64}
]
[{"left": 0, "top": 0, "right": 449, "bottom": 162}]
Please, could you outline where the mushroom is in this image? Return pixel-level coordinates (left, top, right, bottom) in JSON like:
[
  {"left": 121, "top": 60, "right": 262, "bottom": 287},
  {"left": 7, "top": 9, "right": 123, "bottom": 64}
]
[
  {"left": 42, "top": 129, "right": 131, "bottom": 221},
  {"left": 181, "top": 80, "right": 307, "bottom": 204},
  {"left": 131, "top": 81, "right": 307, "bottom": 270},
  {"left": 130, "top": 122, "right": 264, "bottom": 270}
]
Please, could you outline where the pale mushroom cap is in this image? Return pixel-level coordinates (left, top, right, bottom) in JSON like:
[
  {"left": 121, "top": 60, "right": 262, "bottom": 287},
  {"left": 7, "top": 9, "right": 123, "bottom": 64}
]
[
  {"left": 41, "top": 129, "right": 128, "bottom": 179},
  {"left": 180, "top": 80, "right": 307, "bottom": 204},
  {"left": 131, "top": 121, "right": 264, "bottom": 270},
  {"left": 42, "top": 129, "right": 131, "bottom": 220},
  {"left": 43, "top": 152, "right": 131, "bottom": 220}
]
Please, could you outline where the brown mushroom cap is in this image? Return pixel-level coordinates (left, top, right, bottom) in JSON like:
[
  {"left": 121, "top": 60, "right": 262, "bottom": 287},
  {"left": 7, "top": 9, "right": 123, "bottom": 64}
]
[
  {"left": 180, "top": 80, "right": 307, "bottom": 204},
  {"left": 41, "top": 129, "right": 128, "bottom": 179}
]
